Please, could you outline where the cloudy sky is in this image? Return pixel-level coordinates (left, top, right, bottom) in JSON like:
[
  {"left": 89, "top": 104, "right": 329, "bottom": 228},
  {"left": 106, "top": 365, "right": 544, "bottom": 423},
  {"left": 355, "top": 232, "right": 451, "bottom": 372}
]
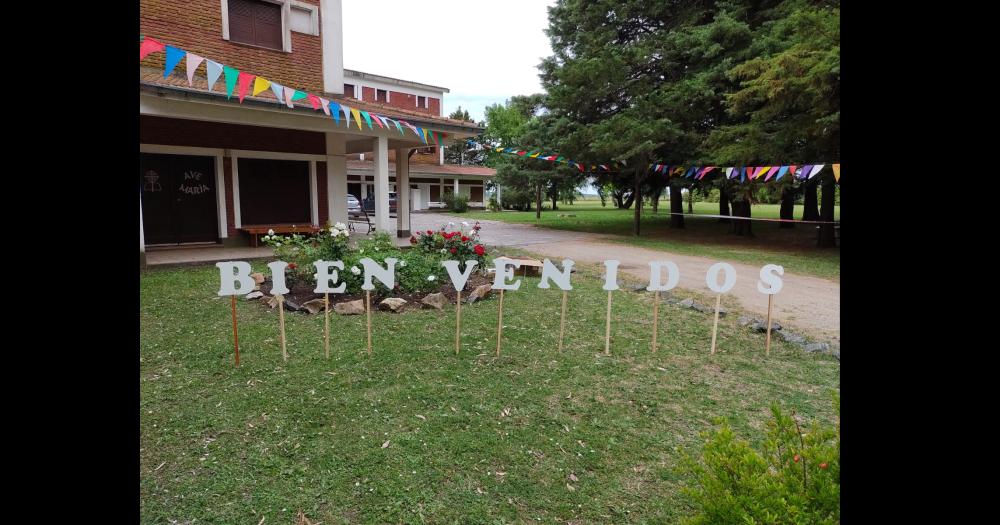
[{"left": 342, "top": 0, "right": 556, "bottom": 123}]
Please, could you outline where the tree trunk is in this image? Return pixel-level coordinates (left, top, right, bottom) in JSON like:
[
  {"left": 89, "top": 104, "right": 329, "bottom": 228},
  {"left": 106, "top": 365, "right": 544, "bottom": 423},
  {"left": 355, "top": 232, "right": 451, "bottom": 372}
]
[
  {"left": 732, "top": 199, "right": 753, "bottom": 237},
  {"left": 536, "top": 184, "right": 543, "bottom": 219},
  {"left": 817, "top": 175, "right": 837, "bottom": 247},
  {"left": 779, "top": 185, "right": 795, "bottom": 229},
  {"left": 551, "top": 192, "right": 559, "bottom": 211},
  {"left": 669, "top": 186, "right": 685, "bottom": 228},
  {"left": 651, "top": 186, "right": 662, "bottom": 214},
  {"left": 633, "top": 174, "right": 642, "bottom": 236},
  {"left": 719, "top": 187, "right": 730, "bottom": 223},
  {"left": 613, "top": 189, "right": 625, "bottom": 208},
  {"left": 802, "top": 179, "right": 820, "bottom": 221},
  {"left": 622, "top": 191, "right": 636, "bottom": 209},
  {"left": 687, "top": 187, "right": 694, "bottom": 214}
]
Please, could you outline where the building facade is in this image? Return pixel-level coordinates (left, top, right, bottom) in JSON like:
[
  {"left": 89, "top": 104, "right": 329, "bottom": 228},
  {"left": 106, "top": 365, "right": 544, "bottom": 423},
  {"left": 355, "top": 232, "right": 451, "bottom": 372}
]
[{"left": 140, "top": 0, "right": 491, "bottom": 263}]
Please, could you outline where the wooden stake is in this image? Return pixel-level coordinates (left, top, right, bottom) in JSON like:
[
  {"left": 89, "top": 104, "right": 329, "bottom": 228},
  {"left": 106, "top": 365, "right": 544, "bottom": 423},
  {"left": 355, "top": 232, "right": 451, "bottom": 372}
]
[
  {"left": 277, "top": 294, "right": 288, "bottom": 362},
  {"left": 765, "top": 294, "right": 774, "bottom": 356},
  {"left": 558, "top": 290, "right": 568, "bottom": 352},
  {"left": 324, "top": 292, "right": 330, "bottom": 359},
  {"left": 495, "top": 289, "right": 505, "bottom": 357},
  {"left": 231, "top": 295, "right": 240, "bottom": 367},
  {"left": 652, "top": 291, "right": 660, "bottom": 353},
  {"left": 455, "top": 290, "right": 462, "bottom": 355},
  {"left": 710, "top": 294, "right": 722, "bottom": 355},
  {"left": 365, "top": 290, "right": 372, "bottom": 356},
  {"left": 604, "top": 290, "right": 612, "bottom": 356}
]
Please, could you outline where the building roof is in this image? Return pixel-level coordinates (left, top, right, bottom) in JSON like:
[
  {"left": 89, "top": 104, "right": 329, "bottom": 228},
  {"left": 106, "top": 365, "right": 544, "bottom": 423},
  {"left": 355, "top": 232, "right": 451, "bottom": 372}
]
[
  {"left": 343, "top": 69, "right": 449, "bottom": 93},
  {"left": 139, "top": 68, "right": 482, "bottom": 135},
  {"left": 347, "top": 160, "right": 494, "bottom": 178}
]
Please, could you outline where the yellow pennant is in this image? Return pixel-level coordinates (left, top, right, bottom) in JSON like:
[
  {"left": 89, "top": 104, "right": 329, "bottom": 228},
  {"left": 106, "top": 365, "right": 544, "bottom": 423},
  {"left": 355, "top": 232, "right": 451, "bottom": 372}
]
[
  {"left": 832, "top": 164, "right": 840, "bottom": 182},
  {"left": 252, "top": 77, "right": 271, "bottom": 97},
  {"left": 351, "top": 109, "right": 364, "bottom": 130},
  {"left": 756, "top": 166, "right": 771, "bottom": 179}
]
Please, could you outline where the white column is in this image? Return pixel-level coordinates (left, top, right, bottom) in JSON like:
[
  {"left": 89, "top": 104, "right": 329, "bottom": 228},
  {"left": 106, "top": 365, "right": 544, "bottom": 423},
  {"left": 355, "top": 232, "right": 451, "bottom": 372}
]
[
  {"left": 454, "top": 178, "right": 460, "bottom": 196},
  {"left": 140, "top": 191, "right": 145, "bottom": 252},
  {"left": 360, "top": 183, "right": 367, "bottom": 199},
  {"left": 320, "top": 0, "right": 345, "bottom": 94},
  {"left": 309, "top": 160, "right": 319, "bottom": 226},
  {"left": 325, "top": 132, "right": 348, "bottom": 227},
  {"left": 372, "top": 136, "right": 391, "bottom": 232},
  {"left": 231, "top": 152, "right": 242, "bottom": 228},
  {"left": 396, "top": 148, "right": 410, "bottom": 237},
  {"left": 496, "top": 183, "right": 502, "bottom": 206},
  {"left": 215, "top": 155, "right": 227, "bottom": 238}
]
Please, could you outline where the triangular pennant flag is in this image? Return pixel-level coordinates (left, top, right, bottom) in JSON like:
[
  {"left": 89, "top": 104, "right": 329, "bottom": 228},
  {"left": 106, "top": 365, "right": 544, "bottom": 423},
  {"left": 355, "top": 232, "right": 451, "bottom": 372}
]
[
  {"left": 832, "top": 164, "right": 840, "bottom": 182},
  {"left": 747, "top": 167, "right": 759, "bottom": 179},
  {"left": 699, "top": 167, "right": 716, "bottom": 179},
  {"left": 306, "top": 94, "right": 321, "bottom": 111},
  {"left": 329, "top": 102, "right": 341, "bottom": 125},
  {"left": 764, "top": 166, "right": 779, "bottom": 181},
  {"left": 686, "top": 166, "right": 698, "bottom": 178},
  {"left": 798, "top": 165, "right": 814, "bottom": 179},
  {"left": 394, "top": 119, "right": 404, "bottom": 135},
  {"left": 726, "top": 167, "right": 735, "bottom": 179},
  {"left": 351, "top": 109, "right": 364, "bottom": 129},
  {"left": 252, "top": 77, "right": 271, "bottom": 97},
  {"left": 372, "top": 114, "right": 385, "bottom": 129},
  {"left": 284, "top": 88, "right": 295, "bottom": 108},
  {"left": 269, "top": 82, "right": 285, "bottom": 103},
  {"left": 341, "top": 104, "right": 352, "bottom": 127},
  {"left": 756, "top": 166, "right": 771, "bottom": 179},
  {"left": 206, "top": 60, "right": 223, "bottom": 92},
  {"left": 291, "top": 90, "right": 308, "bottom": 102},
  {"left": 237, "top": 72, "right": 255, "bottom": 103},
  {"left": 140, "top": 37, "right": 165, "bottom": 60},
  {"left": 788, "top": 165, "right": 798, "bottom": 180},
  {"left": 775, "top": 166, "right": 790, "bottom": 181},
  {"left": 529, "top": 151, "right": 541, "bottom": 158},
  {"left": 740, "top": 167, "right": 747, "bottom": 182},
  {"left": 320, "top": 97, "right": 330, "bottom": 116},
  {"left": 185, "top": 53, "right": 204, "bottom": 86},
  {"left": 360, "top": 111, "right": 373, "bottom": 129},
  {"left": 422, "top": 128, "right": 429, "bottom": 144},
  {"left": 163, "top": 46, "right": 186, "bottom": 77},
  {"left": 223, "top": 65, "right": 239, "bottom": 99},
  {"left": 808, "top": 164, "right": 825, "bottom": 179}
]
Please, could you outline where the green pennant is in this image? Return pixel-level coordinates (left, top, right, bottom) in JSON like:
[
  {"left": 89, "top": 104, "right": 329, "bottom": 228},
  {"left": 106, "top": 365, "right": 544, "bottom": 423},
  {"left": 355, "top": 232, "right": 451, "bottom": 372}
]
[
  {"left": 291, "top": 90, "right": 308, "bottom": 101},
  {"left": 223, "top": 66, "right": 239, "bottom": 99},
  {"left": 556, "top": 156, "right": 565, "bottom": 162},
  {"left": 361, "top": 111, "right": 373, "bottom": 129}
]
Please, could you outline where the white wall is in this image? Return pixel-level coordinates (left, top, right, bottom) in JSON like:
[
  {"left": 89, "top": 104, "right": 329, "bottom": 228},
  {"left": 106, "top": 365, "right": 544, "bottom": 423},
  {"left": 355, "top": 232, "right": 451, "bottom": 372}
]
[{"left": 320, "top": 0, "right": 345, "bottom": 94}]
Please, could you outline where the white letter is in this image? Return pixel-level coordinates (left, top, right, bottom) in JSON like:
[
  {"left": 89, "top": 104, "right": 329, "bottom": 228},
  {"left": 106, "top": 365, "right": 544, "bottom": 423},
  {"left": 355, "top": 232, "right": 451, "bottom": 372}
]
[
  {"left": 268, "top": 261, "right": 290, "bottom": 295},
  {"left": 602, "top": 260, "right": 620, "bottom": 291},
  {"left": 216, "top": 261, "right": 254, "bottom": 296},
  {"left": 442, "top": 260, "right": 479, "bottom": 291},
  {"left": 647, "top": 261, "right": 680, "bottom": 291},
  {"left": 313, "top": 260, "right": 346, "bottom": 293},
  {"left": 360, "top": 257, "right": 397, "bottom": 291},
  {"left": 491, "top": 257, "right": 522, "bottom": 290},
  {"left": 757, "top": 264, "right": 784, "bottom": 295},
  {"left": 538, "top": 258, "right": 575, "bottom": 290},
  {"left": 705, "top": 262, "right": 736, "bottom": 293}
]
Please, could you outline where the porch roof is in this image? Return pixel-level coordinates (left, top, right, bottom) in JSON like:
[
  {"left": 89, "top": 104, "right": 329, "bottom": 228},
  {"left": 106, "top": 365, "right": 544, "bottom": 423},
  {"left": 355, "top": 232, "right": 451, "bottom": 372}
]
[
  {"left": 139, "top": 67, "right": 483, "bottom": 136},
  {"left": 347, "top": 160, "right": 495, "bottom": 178}
]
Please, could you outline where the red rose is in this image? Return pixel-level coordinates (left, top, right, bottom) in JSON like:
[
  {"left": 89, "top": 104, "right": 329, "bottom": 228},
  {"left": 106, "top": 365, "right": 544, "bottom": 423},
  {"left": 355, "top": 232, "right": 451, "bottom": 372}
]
[
  {"left": 409, "top": 236, "right": 416, "bottom": 244},
  {"left": 474, "top": 244, "right": 485, "bottom": 256},
  {"left": 793, "top": 455, "right": 800, "bottom": 463},
  {"left": 461, "top": 236, "right": 469, "bottom": 242},
  {"left": 426, "top": 230, "right": 433, "bottom": 235},
  {"left": 288, "top": 262, "right": 297, "bottom": 270},
  {"left": 450, "top": 247, "right": 457, "bottom": 254},
  {"left": 819, "top": 463, "right": 828, "bottom": 469}
]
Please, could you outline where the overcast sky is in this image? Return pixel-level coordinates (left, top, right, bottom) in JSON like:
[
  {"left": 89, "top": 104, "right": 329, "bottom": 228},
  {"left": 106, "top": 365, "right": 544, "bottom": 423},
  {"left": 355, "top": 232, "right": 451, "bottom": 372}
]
[{"left": 342, "top": 0, "right": 556, "bottom": 123}]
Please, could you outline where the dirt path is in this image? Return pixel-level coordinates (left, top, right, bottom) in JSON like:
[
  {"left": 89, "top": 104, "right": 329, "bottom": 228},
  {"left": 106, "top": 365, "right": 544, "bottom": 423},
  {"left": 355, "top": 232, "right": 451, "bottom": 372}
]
[{"left": 414, "top": 213, "right": 840, "bottom": 344}]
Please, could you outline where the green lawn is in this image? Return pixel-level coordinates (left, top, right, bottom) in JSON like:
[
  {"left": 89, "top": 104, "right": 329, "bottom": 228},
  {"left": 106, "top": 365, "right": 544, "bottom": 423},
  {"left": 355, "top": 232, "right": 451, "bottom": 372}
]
[
  {"left": 141, "top": 263, "right": 840, "bottom": 524},
  {"left": 454, "top": 200, "right": 841, "bottom": 280}
]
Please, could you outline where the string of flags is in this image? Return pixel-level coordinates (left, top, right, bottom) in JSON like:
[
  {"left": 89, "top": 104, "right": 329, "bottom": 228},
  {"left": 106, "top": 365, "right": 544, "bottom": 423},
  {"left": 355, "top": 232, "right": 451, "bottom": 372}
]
[
  {"left": 480, "top": 144, "right": 840, "bottom": 183},
  {"left": 140, "top": 36, "right": 448, "bottom": 148}
]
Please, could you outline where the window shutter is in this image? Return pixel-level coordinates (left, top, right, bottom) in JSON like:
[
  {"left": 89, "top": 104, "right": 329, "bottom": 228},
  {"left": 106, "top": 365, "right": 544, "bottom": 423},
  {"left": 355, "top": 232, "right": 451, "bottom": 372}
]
[
  {"left": 253, "top": 1, "right": 283, "bottom": 49},
  {"left": 228, "top": 0, "right": 255, "bottom": 44}
]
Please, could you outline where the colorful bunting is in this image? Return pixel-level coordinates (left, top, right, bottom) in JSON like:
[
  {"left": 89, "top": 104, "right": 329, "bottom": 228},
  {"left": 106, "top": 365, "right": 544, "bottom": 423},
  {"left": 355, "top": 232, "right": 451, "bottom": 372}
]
[
  {"left": 320, "top": 97, "right": 330, "bottom": 116},
  {"left": 163, "top": 46, "right": 185, "bottom": 77},
  {"left": 291, "top": 90, "right": 308, "bottom": 102},
  {"left": 764, "top": 166, "right": 779, "bottom": 181},
  {"left": 252, "top": 77, "right": 271, "bottom": 97},
  {"left": 269, "top": 82, "right": 284, "bottom": 104},
  {"left": 140, "top": 37, "right": 165, "bottom": 60},
  {"left": 185, "top": 53, "right": 204, "bottom": 86},
  {"left": 360, "top": 110, "right": 373, "bottom": 129},
  {"left": 236, "top": 72, "right": 254, "bottom": 103},
  {"left": 351, "top": 109, "right": 364, "bottom": 129},
  {"left": 305, "top": 93, "right": 321, "bottom": 111},
  {"left": 342, "top": 105, "right": 353, "bottom": 128},
  {"left": 775, "top": 166, "right": 790, "bottom": 181},
  {"left": 832, "top": 164, "right": 840, "bottom": 182},
  {"left": 329, "top": 101, "right": 341, "bottom": 125},
  {"left": 283, "top": 88, "right": 295, "bottom": 108},
  {"left": 223, "top": 65, "right": 239, "bottom": 99},
  {"left": 808, "top": 164, "right": 825, "bottom": 179}
]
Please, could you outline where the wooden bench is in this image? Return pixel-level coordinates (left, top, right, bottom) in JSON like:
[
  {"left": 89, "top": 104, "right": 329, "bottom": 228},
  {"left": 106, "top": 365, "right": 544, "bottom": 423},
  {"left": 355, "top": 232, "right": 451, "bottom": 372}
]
[
  {"left": 348, "top": 209, "right": 375, "bottom": 234},
  {"left": 241, "top": 224, "right": 322, "bottom": 248}
]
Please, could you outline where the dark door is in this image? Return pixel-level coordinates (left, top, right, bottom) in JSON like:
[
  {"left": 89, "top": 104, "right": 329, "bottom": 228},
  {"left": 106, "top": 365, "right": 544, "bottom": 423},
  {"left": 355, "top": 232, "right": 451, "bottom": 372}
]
[
  {"left": 237, "top": 158, "right": 310, "bottom": 225},
  {"left": 141, "top": 153, "right": 218, "bottom": 245}
]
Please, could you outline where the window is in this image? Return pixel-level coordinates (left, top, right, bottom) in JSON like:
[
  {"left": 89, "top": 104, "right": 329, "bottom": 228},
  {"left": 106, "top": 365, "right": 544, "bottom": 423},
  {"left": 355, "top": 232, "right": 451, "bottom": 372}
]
[
  {"left": 288, "top": 2, "right": 318, "bottom": 35},
  {"left": 417, "top": 96, "right": 427, "bottom": 108},
  {"left": 376, "top": 89, "right": 388, "bottom": 103},
  {"left": 227, "top": 0, "right": 283, "bottom": 50},
  {"left": 344, "top": 83, "right": 355, "bottom": 98}
]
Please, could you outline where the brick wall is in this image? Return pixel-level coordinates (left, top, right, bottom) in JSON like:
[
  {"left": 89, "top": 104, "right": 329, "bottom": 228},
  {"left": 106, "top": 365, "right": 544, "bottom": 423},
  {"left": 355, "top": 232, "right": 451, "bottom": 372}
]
[{"left": 140, "top": 0, "right": 327, "bottom": 94}]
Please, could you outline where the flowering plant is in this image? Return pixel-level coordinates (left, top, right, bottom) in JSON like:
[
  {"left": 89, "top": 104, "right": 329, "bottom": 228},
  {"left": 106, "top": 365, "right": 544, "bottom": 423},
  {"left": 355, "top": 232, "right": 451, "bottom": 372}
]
[
  {"left": 411, "top": 221, "right": 487, "bottom": 268},
  {"left": 260, "top": 231, "right": 318, "bottom": 286},
  {"left": 318, "top": 222, "right": 351, "bottom": 261}
]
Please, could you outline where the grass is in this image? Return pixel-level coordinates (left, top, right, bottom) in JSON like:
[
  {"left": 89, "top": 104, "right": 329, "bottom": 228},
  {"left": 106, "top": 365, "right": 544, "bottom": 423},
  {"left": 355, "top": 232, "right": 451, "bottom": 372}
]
[
  {"left": 452, "top": 200, "right": 841, "bottom": 280},
  {"left": 141, "top": 262, "right": 840, "bottom": 524}
]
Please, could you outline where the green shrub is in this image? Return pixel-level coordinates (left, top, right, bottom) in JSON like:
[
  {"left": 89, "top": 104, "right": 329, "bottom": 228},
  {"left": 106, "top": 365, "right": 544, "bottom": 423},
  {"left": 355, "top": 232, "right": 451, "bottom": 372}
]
[
  {"left": 488, "top": 196, "right": 502, "bottom": 212},
  {"left": 443, "top": 193, "right": 469, "bottom": 212},
  {"left": 680, "top": 395, "right": 840, "bottom": 524}
]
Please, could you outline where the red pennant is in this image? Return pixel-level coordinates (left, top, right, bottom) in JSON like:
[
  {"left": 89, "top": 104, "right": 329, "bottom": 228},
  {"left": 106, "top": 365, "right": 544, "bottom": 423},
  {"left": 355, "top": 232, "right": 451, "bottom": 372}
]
[
  {"left": 139, "top": 37, "right": 165, "bottom": 60},
  {"left": 306, "top": 94, "right": 321, "bottom": 110},
  {"left": 237, "top": 72, "right": 255, "bottom": 103}
]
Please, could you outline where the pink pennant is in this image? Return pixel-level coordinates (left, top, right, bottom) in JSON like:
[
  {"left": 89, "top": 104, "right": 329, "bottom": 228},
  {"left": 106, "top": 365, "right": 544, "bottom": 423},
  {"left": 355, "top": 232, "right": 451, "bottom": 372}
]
[
  {"left": 306, "top": 94, "right": 321, "bottom": 110},
  {"left": 764, "top": 166, "right": 779, "bottom": 181},
  {"left": 320, "top": 98, "right": 330, "bottom": 116},
  {"left": 185, "top": 53, "right": 204, "bottom": 86},
  {"left": 237, "top": 72, "right": 255, "bottom": 103},
  {"left": 139, "top": 37, "right": 165, "bottom": 60},
  {"left": 284, "top": 88, "right": 295, "bottom": 108}
]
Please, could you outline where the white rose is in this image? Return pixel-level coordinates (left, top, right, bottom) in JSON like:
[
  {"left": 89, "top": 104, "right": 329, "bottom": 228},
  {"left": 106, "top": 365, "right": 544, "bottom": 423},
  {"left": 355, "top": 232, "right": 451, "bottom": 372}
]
[
  {"left": 335, "top": 222, "right": 347, "bottom": 230},
  {"left": 427, "top": 275, "right": 436, "bottom": 281},
  {"left": 351, "top": 266, "right": 361, "bottom": 275},
  {"left": 267, "top": 229, "right": 275, "bottom": 236},
  {"left": 400, "top": 260, "right": 407, "bottom": 267},
  {"left": 440, "top": 249, "right": 447, "bottom": 254}
]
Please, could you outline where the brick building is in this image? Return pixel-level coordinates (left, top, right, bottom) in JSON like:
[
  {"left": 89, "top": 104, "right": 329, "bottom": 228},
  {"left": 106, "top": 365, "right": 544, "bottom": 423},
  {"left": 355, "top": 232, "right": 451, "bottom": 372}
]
[{"left": 140, "top": 0, "right": 491, "bottom": 263}]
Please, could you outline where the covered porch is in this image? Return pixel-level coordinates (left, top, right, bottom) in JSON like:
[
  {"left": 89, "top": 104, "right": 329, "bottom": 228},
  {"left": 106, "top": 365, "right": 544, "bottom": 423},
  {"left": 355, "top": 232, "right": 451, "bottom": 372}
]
[{"left": 139, "top": 69, "right": 482, "bottom": 265}]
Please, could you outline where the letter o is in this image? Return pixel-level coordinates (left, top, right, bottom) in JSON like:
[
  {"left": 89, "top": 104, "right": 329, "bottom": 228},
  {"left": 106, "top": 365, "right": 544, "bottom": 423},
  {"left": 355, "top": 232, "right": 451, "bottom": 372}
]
[{"left": 705, "top": 262, "right": 736, "bottom": 293}]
